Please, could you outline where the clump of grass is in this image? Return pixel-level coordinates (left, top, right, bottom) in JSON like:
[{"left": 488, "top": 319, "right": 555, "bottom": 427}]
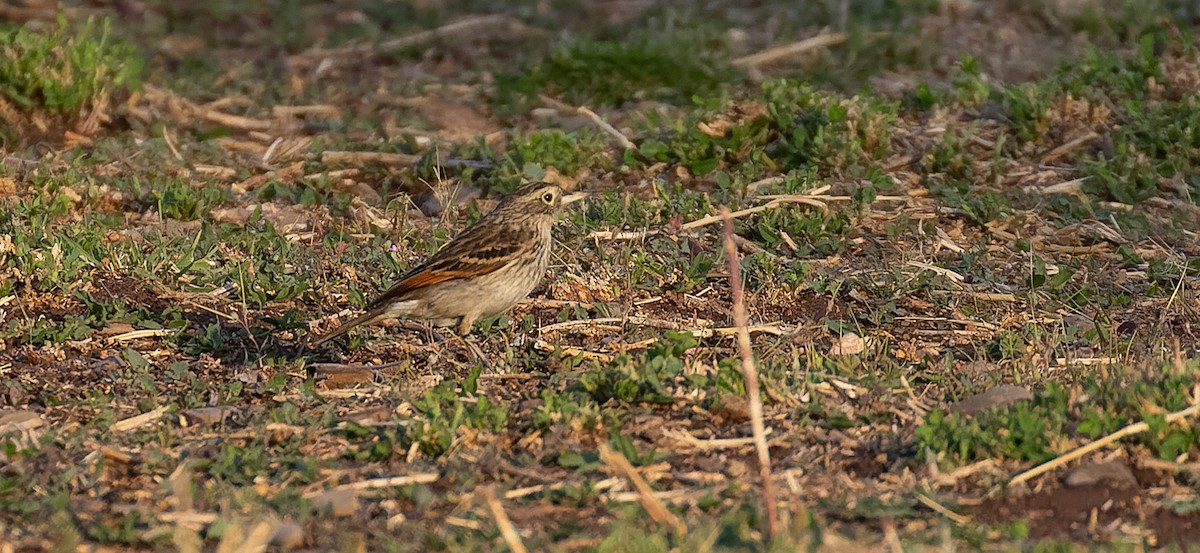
[
  {"left": 626, "top": 79, "right": 896, "bottom": 181},
  {"left": 1065, "top": 0, "right": 1196, "bottom": 42},
  {"left": 500, "top": 129, "right": 613, "bottom": 185},
  {"left": 579, "top": 330, "right": 698, "bottom": 405},
  {"left": 495, "top": 30, "right": 736, "bottom": 111},
  {"left": 760, "top": 79, "right": 897, "bottom": 173},
  {"left": 0, "top": 16, "right": 142, "bottom": 144}
]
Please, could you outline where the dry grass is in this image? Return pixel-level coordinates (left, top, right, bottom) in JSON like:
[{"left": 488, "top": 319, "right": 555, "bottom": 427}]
[{"left": 2, "top": 1, "right": 1200, "bottom": 551}]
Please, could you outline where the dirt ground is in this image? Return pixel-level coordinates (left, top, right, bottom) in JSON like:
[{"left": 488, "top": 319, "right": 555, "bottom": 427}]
[{"left": 3, "top": 0, "right": 1200, "bottom": 551}]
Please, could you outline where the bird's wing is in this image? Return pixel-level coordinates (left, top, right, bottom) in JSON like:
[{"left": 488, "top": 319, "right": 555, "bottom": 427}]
[{"left": 366, "top": 220, "right": 535, "bottom": 309}]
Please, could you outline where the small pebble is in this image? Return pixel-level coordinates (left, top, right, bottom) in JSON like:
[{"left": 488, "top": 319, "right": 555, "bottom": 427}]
[{"left": 829, "top": 332, "right": 864, "bottom": 356}]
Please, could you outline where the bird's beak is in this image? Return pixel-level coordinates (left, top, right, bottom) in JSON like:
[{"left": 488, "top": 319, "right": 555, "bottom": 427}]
[{"left": 562, "top": 191, "right": 589, "bottom": 205}]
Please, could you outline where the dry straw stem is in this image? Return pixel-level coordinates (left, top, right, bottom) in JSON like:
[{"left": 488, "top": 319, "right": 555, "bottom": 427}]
[
  {"left": 295, "top": 15, "right": 546, "bottom": 61},
  {"left": 598, "top": 443, "right": 686, "bottom": 536},
  {"left": 883, "top": 519, "right": 904, "bottom": 553},
  {"left": 539, "top": 95, "right": 636, "bottom": 150},
  {"left": 537, "top": 316, "right": 788, "bottom": 338},
  {"left": 320, "top": 150, "right": 491, "bottom": 169},
  {"left": 321, "top": 151, "right": 421, "bottom": 165},
  {"left": 482, "top": 486, "right": 529, "bottom": 553},
  {"left": 532, "top": 338, "right": 616, "bottom": 362},
  {"left": 577, "top": 106, "right": 636, "bottom": 150},
  {"left": 914, "top": 493, "right": 969, "bottom": 525},
  {"left": 1010, "top": 401, "right": 1200, "bottom": 486},
  {"left": 141, "top": 85, "right": 273, "bottom": 132},
  {"left": 664, "top": 426, "right": 775, "bottom": 451},
  {"left": 505, "top": 477, "right": 623, "bottom": 500},
  {"left": 103, "top": 328, "right": 178, "bottom": 344},
  {"left": 111, "top": 406, "right": 170, "bottom": 432},
  {"left": 733, "top": 33, "right": 850, "bottom": 68},
  {"left": 1040, "top": 131, "right": 1100, "bottom": 163},
  {"left": 315, "top": 472, "right": 440, "bottom": 494},
  {"left": 590, "top": 187, "right": 905, "bottom": 240},
  {"left": 720, "top": 207, "right": 780, "bottom": 539}
]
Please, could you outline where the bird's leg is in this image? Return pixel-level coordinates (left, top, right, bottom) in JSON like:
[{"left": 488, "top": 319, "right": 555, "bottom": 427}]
[
  {"left": 461, "top": 336, "right": 493, "bottom": 372},
  {"left": 456, "top": 313, "right": 478, "bottom": 337},
  {"left": 454, "top": 314, "right": 493, "bottom": 371}
]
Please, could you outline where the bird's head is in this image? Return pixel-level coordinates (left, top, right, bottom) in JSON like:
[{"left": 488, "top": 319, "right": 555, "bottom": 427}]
[{"left": 501, "top": 182, "right": 589, "bottom": 215}]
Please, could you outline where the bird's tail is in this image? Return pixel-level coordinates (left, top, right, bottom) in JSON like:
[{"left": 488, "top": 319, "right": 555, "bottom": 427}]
[{"left": 309, "top": 308, "right": 385, "bottom": 347}]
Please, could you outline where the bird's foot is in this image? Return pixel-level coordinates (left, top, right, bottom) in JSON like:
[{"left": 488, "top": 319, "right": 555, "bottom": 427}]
[{"left": 434, "top": 328, "right": 492, "bottom": 372}]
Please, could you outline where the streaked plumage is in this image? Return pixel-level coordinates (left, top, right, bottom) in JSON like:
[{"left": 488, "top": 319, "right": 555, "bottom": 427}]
[{"left": 311, "top": 182, "right": 585, "bottom": 346}]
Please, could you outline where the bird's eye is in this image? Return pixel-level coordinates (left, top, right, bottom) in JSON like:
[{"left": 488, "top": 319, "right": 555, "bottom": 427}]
[{"left": 542, "top": 192, "right": 555, "bottom": 204}]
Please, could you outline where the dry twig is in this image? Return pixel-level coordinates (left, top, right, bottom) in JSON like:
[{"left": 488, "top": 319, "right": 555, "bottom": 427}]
[
  {"left": 532, "top": 338, "right": 616, "bottom": 362},
  {"left": 320, "top": 150, "right": 492, "bottom": 169},
  {"left": 663, "top": 427, "right": 775, "bottom": 451},
  {"left": 483, "top": 486, "right": 528, "bottom": 553},
  {"left": 539, "top": 95, "right": 636, "bottom": 150},
  {"left": 733, "top": 33, "right": 850, "bottom": 68},
  {"left": 589, "top": 188, "right": 905, "bottom": 240},
  {"left": 537, "top": 316, "right": 788, "bottom": 338},
  {"left": 720, "top": 207, "right": 779, "bottom": 539},
  {"left": 111, "top": 406, "right": 170, "bottom": 432},
  {"left": 598, "top": 443, "right": 685, "bottom": 535},
  {"left": 103, "top": 329, "right": 178, "bottom": 344},
  {"left": 142, "top": 85, "right": 274, "bottom": 132},
  {"left": 577, "top": 106, "right": 636, "bottom": 150},
  {"left": 1010, "top": 401, "right": 1200, "bottom": 486},
  {"left": 915, "top": 493, "right": 970, "bottom": 525},
  {"left": 319, "top": 473, "right": 440, "bottom": 493},
  {"left": 1040, "top": 131, "right": 1100, "bottom": 163},
  {"left": 294, "top": 15, "right": 545, "bottom": 62}
]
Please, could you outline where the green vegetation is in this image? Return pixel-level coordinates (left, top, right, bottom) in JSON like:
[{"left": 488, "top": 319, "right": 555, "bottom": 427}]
[
  {"left": 2, "top": 0, "right": 1200, "bottom": 550},
  {"left": 919, "top": 361, "right": 1200, "bottom": 467},
  {"left": 0, "top": 16, "right": 142, "bottom": 143},
  {"left": 495, "top": 30, "right": 738, "bottom": 110}
]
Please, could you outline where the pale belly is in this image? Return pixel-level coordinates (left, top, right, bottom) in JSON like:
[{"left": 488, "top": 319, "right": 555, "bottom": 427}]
[{"left": 381, "top": 243, "right": 550, "bottom": 327}]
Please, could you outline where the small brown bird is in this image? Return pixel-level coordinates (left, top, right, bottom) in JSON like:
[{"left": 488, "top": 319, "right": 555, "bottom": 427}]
[{"left": 311, "top": 182, "right": 586, "bottom": 346}]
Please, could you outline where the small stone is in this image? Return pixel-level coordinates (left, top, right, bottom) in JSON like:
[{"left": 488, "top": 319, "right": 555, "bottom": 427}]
[
  {"left": 348, "top": 181, "right": 382, "bottom": 204},
  {"left": 271, "top": 521, "right": 304, "bottom": 549},
  {"left": 950, "top": 384, "right": 1033, "bottom": 415},
  {"left": 829, "top": 333, "right": 864, "bottom": 356},
  {"left": 1063, "top": 461, "right": 1138, "bottom": 489},
  {"left": 180, "top": 407, "right": 240, "bottom": 427},
  {"left": 310, "top": 489, "right": 359, "bottom": 517}
]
